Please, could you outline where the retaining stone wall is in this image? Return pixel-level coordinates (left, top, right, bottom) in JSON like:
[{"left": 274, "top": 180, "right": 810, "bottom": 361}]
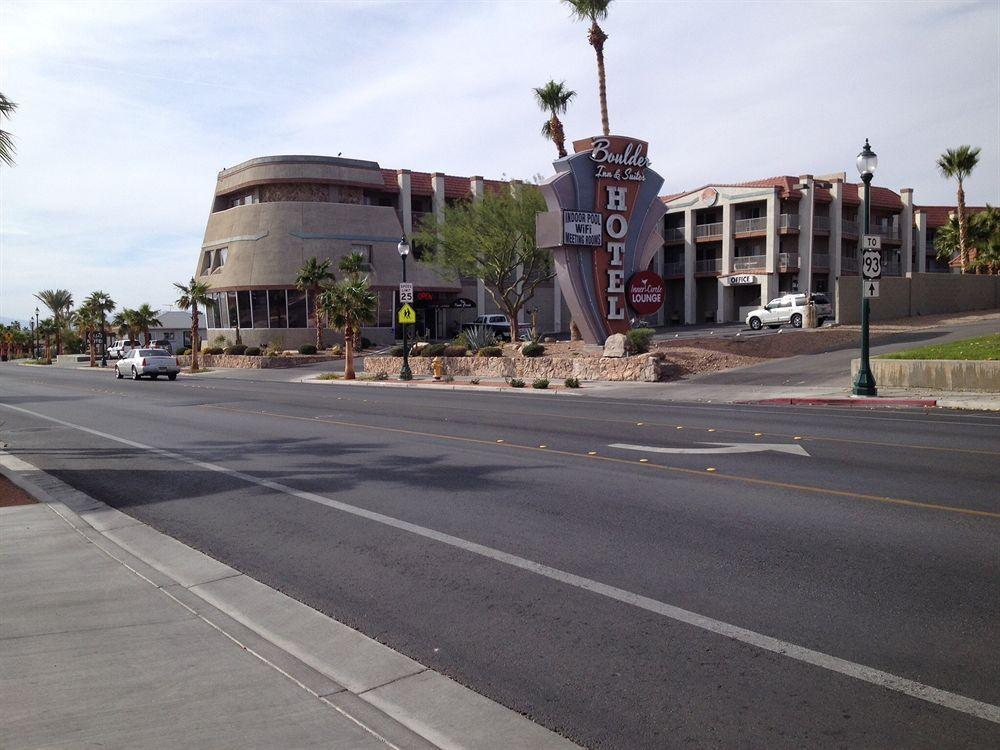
[
  {"left": 361, "top": 354, "right": 665, "bottom": 382},
  {"left": 176, "top": 353, "right": 341, "bottom": 369},
  {"left": 851, "top": 358, "right": 1000, "bottom": 392}
]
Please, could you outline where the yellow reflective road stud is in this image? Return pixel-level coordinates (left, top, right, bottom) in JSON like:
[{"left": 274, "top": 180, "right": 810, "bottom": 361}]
[{"left": 398, "top": 303, "right": 416, "bottom": 324}]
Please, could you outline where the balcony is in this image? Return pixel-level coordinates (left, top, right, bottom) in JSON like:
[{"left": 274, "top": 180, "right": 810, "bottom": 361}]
[
  {"left": 664, "top": 260, "right": 685, "bottom": 276},
  {"left": 842, "top": 220, "right": 859, "bottom": 237},
  {"left": 734, "top": 217, "right": 767, "bottom": 235},
  {"left": 733, "top": 255, "right": 766, "bottom": 272},
  {"left": 779, "top": 214, "right": 799, "bottom": 232},
  {"left": 814, "top": 215, "right": 830, "bottom": 232},
  {"left": 695, "top": 222, "right": 723, "bottom": 240},
  {"left": 695, "top": 257, "right": 722, "bottom": 273},
  {"left": 841, "top": 256, "right": 858, "bottom": 273},
  {"left": 871, "top": 226, "right": 901, "bottom": 242},
  {"left": 778, "top": 252, "right": 799, "bottom": 271},
  {"left": 663, "top": 226, "right": 685, "bottom": 242},
  {"left": 812, "top": 253, "right": 830, "bottom": 270}
]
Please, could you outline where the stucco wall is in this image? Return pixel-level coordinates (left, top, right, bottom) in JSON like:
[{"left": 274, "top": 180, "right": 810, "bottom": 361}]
[{"left": 836, "top": 273, "right": 999, "bottom": 324}]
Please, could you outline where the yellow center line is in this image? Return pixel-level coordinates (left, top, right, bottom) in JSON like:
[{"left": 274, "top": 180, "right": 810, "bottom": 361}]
[{"left": 203, "top": 404, "right": 1000, "bottom": 520}]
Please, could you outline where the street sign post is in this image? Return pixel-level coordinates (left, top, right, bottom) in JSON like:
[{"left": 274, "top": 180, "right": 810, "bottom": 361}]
[
  {"left": 863, "top": 280, "right": 880, "bottom": 298},
  {"left": 398, "top": 303, "right": 416, "bottom": 325},
  {"left": 398, "top": 283, "right": 413, "bottom": 304}
]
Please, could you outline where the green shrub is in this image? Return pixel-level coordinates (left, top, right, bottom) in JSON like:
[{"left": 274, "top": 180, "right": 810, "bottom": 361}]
[
  {"left": 531, "top": 378, "right": 549, "bottom": 389},
  {"left": 509, "top": 378, "right": 525, "bottom": 388},
  {"left": 177, "top": 348, "right": 191, "bottom": 356},
  {"left": 245, "top": 346, "right": 262, "bottom": 356},
  {"left": 373, "top": 372, "right": 388, "bottom": 380},
  {"left": 470, "top": 377, "right": 481, "bottom": 385},
  {"left": 521, "top": 342, "right": 545, "bottom": 357},
  {"left": 442, "top": 345, "right": 467, "bottom": 357},
  {"left": 317, "top": 372, "right": 340, "bottom": 380},
  {"left": 458, "top": 325, "right": 499, "bottom": 353},
  {"left": 564, "top": 376, "right": 580, "bottom": 388},
  {"left": 204, "top": 346, "right": 224, "bottom": 355},
  {"left": 298, "top": 344, "right": 318, "bottom": 355},
  {"left": 328, "top": 344, "right": 343, "bottom": 356},
  {"left": 388, "top": 345, "right": 404, "bottom": 356},
  {"left": 477, "top": 346, "right": 503, "bottom": 358},
  {"left": 626, "top": 327, "right": 655, "bottom": 354},
  {"left": 225, "top": 344, "right": 247, "bottom": 355},
  {"left": 443, "top": 374, "right": 455, "bottom": 382},
  {"left": 420, "top": 343, "right": 448, "bottom": 357}
]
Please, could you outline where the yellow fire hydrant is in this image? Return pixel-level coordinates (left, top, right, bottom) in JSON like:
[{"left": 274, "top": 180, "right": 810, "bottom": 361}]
[{"left": 433, "top": 356, "right": 443, "bottom": 380}]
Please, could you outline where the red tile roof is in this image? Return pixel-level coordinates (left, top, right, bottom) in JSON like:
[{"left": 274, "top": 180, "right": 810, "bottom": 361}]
[
  {"left": 917, "top": 204, "right": 987, "bottom": 228},
  {"left": 380, "top": 169, "right": 400, "bottom": 193},
  {"left": 660, "top": 177, "right": 910, "bottom": 211}
]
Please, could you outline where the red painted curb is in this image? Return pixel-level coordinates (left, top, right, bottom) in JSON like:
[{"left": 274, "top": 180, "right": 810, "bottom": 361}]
[{"left": 743, "top": 398, "right": 938, "bottom": 407}]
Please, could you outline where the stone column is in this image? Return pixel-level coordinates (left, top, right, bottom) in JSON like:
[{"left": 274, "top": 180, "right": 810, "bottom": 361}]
[
  {"left": 900, "top": 188, "right": 914, "bottom": 275},
  {"left": 763, "top": 190, "right": 779, "bottom": 302},
  {"left": 683, "top": 208, "right": 696, "bottom": 324},
  {"left": 717, "top": 202, "right": 734, "bottom": 323},
  {"left": 915, "top": 210, "right": 927, "bottom": 272},
  {"left": 397, "top": 169, "right": 412, "bottom": 237},
  {"left": 797, "top": 175, "right": 814, "bottom": 292}
]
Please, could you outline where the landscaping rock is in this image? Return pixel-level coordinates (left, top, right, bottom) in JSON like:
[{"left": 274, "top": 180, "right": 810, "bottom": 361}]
[{"left": 603, "top": 333, "right": 628, "bottom": 358}]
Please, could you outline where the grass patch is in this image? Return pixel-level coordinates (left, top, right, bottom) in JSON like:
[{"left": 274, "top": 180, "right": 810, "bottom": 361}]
[
  {"left": 317, "top": 372, "right": 341, "bottom": 380},
  {"left": 880, "top": 334, "right": 1000, "bottom": 361}
]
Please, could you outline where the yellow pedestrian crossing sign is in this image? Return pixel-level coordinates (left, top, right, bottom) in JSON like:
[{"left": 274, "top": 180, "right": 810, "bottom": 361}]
[{"left": 398, "top": 303, "right": 416, "bottom": 324}]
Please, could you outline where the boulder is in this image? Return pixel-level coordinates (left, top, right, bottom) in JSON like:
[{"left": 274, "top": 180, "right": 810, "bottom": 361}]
[{"left": 603, "top": 333, "right": 628, "bottom": 358}]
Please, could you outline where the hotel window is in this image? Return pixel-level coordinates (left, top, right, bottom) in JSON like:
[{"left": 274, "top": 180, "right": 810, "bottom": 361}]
[
  {"left": 211, "top": 247, "right": 228, "bottom": 271},
  {"left": 216, "top": 293, "right": 229, "bottom": 329},
  {"left": 226, "top": 291, "right": 238, "bottom": 329},
  {"left": 250, "top": 290, "right": 268, "bottom": 328},
  {"left": 237, "top": 290, "right": 252, "bottom": 329},
  {"left": 201, "top": 251, "right": 212, "bottom": 274},
  {"left": 287, "top": 289, "right": 307, "bottom": 328},
  {"left": 375, "top": 289, "right": 394, "bottom": 327},
  {"left": 268, "top": 290, "right": 287, "bottom": 328}
]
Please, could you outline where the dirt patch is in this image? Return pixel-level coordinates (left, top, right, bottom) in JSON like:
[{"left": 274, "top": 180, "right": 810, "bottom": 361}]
[
  {"left": 656, "top": 347, "right": 766, "bottom": 380},
  {"left": 0, "top": 474, "right": 37, "bottom": 507}
]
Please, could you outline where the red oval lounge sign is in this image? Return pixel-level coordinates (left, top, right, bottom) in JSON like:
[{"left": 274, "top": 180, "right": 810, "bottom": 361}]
[{"left": 627, "top": 271, "right": 665, "bottom": 315}]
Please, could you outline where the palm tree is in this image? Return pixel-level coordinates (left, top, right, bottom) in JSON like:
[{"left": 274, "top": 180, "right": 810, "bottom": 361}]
[
  {"left": 85, "top": 291, "right": 115, "bottom": 360},
  {"left": 73, "top": 302, "right": 101, "bottom": 367},
  {"left": 174, "top": 278, "right": 212, "bottom": 372},
  {"left": 0, "top": 92, "right": 16, "bottom": 167},
  {"left": 112, "top": 309, "right": 137, "bottom": 343},
  {"left": 338, "top": 252, "right": 368, "bottom": 348},
  {"left": 33, "top": 289, "right": 73, "bottom": 356},
  {"left": 534, "top": 80, "right": 577, "bottom": 158},
  {"left": 295, "top": 257, "right": 335, "bottom": 349},
  {"left": 937, "top": 145, "right": 981, "bottom": 273},
  {"left": 37, "top": 318, "right": 56, "bottom": 364},
  {"left": 134, "top": 303, "right": 162, "bottom": 346},
  {"left": 563, "top": 0, "right": 613, "bottom": 137},
  {"left": 935, "top": 206, "right": 1000, "bottom": 274},
  {"left": 319, "top": 277, "right": 377, "bottom": 380}
]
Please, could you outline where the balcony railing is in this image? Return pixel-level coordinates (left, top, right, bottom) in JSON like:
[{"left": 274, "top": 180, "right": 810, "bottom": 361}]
[
  {"left": 841, "top": 256, "right": 858, "bottom": 272},
  {"left": 778, "top": 252, "right": 799, "bottom": 271},
  {"left": 663, "top": 227, "right": 685, "bottom": 242},
  {"left": 734, "top": 217, "right": 767, "bottom": 234},
  {"left": 871, "top": 226, "right": 901, "bottom": 241},
  {"left": 779, "top": 214, "right": 799, "bottom": 231},
  {"left": 664, "top": 261, "right": 685, "bottom": 276},
  {"left": 842, "top": 220, "right": 859, "bottom": 237},
  {"left": 695, "top": 257, "right": 722, "bottom": 273},
  {"left": 814, "top": 215, "right": 830, "bottom": 231},
  {"left": 812, "top": 253, "right": 830, "bottom": 269},
  {"left": 733, "top": 255, "right": 766, "bottom": 271},
  {"left": 695, "top": 222, "right": 723, "bottom": 239}
]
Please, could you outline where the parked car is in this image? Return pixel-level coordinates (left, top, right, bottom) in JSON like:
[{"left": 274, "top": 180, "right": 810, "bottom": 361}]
[
  {"left": 107, "top": 339, "right": 140, "bottom": 359},
  {"left": 461, "top": 314, "right": 531, "bottom": 341},
  {"left": 745, "top": 293, "right": 832, "bottom": 330},
  {"left": 114, "top": 349, "right": 180, "bottom": 380}
]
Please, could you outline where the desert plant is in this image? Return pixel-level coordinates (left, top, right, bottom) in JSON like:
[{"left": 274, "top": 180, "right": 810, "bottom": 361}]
[
  {"left": 458, "top": 325, "right": 499, "bottom": 353},
  {"left": 373, "top": 371, "right": 388, "bottom": 381},
  {"left": 477, "top": 346, "right": 503, "bottom": 358},
  {"left": 521, "top": 342, "right": 545, "bottom": 357},
  {"left": 532, "top": 378, "right": 549, "bottom": 389},
  {"left": 295, "top": 257, "right": 335, "bottom": 349},
  {"left": 317, "top": 372, "right": 340, "bottom": 380},
  {"left": 509, "top": 378, "right": 525, "bottom": 388},
  {"left": 442, "top": 344, "right": 468, "bottom": 357},
  {"left": 245, "top": 346, "right": 261, "bottom": 356},
  {"left": 388, "top": 344, "right": 404, "bottom": 356},
  {"left": 443, "top": 374, "right": 455, "bottom": 382},
  {"left": 564, "top": 376, "right": 581, "bottom": 388},
  {"left": 421, "top": 343, "right": 448, "bottom": 357},
  {"left": 626, "top": 327, "right": 655, "bottom": 353},
  {"left": 319, "top": 276, "right": 376, "bottom": 380},
  {"left": 470, "top": 377, "right": 481, "bottom": 385},
  {"left": 298, "top": 344, "right": 318, "bottom": 355},
  {"left": 174, "top": 278, "right": 212, "bottom": 371},
  {"left": 177, "top": 347, "right": 191, "bottom": 356},
  {"left": 203, "top": 346, "right": 224, "bottom": 355},
  {"left": 328, "top": 344, "right": 343, "bottom": 356},
  {"left": 213, "top": 334, "right": 228, "bottom": 347},
  {"left": 225, "top": 344, "right": 247, "bottom": 355}
]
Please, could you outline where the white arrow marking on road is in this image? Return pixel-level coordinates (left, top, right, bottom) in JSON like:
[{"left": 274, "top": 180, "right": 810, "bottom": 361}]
[{"left": 608, "top": 441, "right": 810, "bottom": 457}]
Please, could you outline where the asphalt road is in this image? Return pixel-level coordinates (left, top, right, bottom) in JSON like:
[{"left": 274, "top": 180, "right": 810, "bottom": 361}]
[{"left": 2, "top": 363, "right": 999, "bottom": 749}]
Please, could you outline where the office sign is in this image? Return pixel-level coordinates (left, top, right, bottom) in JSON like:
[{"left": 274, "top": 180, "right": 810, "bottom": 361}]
[
  {"left": 536, "top": 135, "right": 667, "bottom": 343},
  {"left": 725, "top": 274, "right": 758, "bottom": 286}
]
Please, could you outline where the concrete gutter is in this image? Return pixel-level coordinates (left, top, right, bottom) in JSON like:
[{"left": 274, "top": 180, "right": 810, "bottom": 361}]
[{"left": 0, "top": 451, "right": 580, "bottom": 750}]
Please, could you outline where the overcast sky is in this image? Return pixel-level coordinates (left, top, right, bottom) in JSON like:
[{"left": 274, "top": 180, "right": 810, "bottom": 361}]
[{"left": 1, "top": 0, "right": 997, "bottom": 322}]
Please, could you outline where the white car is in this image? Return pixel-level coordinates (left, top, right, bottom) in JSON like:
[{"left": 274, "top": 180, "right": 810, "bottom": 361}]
[
  {"left": 115, "top": 348, "right": 180, "bottom": 380},
  {"left": 108, "top": 339, "right": 140, "bottom": 359},
  {"left": 746, "top": 293, "right": 832, "bottom": 330}
]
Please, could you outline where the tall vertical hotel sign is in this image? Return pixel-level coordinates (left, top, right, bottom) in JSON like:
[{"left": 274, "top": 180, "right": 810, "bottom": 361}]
[{"left": 536, "top": 135, "right": 667, "bottom": 344}]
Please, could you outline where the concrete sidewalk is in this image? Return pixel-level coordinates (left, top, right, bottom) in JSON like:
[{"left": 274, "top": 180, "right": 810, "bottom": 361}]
[{"left": 0, "top": 457, "right": 578, "bottom": 750}]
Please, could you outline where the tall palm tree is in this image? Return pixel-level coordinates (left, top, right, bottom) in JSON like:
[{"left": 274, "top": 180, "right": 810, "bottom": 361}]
[
  {"left": 295, "top": 257, "right": 335, "bottom": 349},
  {"left": 112, "top": 309, "right": 138, "bottom": 342},
  {"left": 338, "top": 251, "right": 368, "bottom": 348},
  {"left": 0, "top": 92, "right": 16, "bottom": 167},
  {"left": 319, "top": 277, "right": 377, "bottom": 380},
  {"left": 934, "top": 206, "right": 999, "bottom": 274},
  {"left": 73, "top": 302, "right": 101, "bottom": 367},
  {"left": 37, "top": 318, "right": 56, "bottom": 364},
  {"left": 85, "top": 291, "right": 115, "bottom": 360},
  {"left": 174, "top": 278, "right": 212, "bottom": 372},
  {"left": 563, "top": 0, "right": 613, "bottom": 137},
  {"left": 937, "top": 145, "right": 981, "bottom": 273},
  {"left": 533, "top": 80, "right": 576, "bottom": 158},
  {"left": 134, "top": 303, "right": 162, "bottom": 346},
  {"left": 33, "top": 289, "right": 73, "bottom": 356}
]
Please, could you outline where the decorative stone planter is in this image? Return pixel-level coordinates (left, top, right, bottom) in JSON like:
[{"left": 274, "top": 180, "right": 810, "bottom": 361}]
[
  {"left": 176, "top": 353, "right": 342, "bottom": 369},
  {"left": 361, "top": 354, "right": 665, "bottom": 382}
]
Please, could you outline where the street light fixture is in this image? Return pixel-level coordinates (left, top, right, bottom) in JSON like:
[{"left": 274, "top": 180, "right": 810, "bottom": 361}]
[
  {"left": 397, "top": 236, "right": 413, "bottom": 381},
  {"left": 34, "top": 307, "right": 39, "bottom": 358},
  {"left": 852, "top": 138, "right": 878, "bottom": 397}
]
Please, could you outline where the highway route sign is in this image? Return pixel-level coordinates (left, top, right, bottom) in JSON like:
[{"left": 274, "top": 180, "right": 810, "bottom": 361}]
[
  {"left": 863, "top": 280, "right": 880, "bottom": 298},
  {"left": 398, "top": 283, "right": 413, "bottom": 303},
  {"left": 398, "top": 303, "right": 416, "bottom": 324},
  {"left": 862, "top": 249, "right": 882, "bottom": 280},
  {"left": 862, "top": 234, "right": 882, "bottom": 251}
]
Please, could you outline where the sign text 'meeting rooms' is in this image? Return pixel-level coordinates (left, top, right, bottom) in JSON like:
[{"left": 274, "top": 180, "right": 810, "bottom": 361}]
[{"left": 563, "top": 211, "right": 603, "bottom": 246}]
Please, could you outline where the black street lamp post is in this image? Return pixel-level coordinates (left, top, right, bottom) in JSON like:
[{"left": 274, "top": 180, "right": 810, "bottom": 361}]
[
  {"left": 398, "top": 236, "right": 413, "bottom": 381},
  {"left": 30, "top": 319, "right": 35, "bottom": 359},
  {"left": 852, "top": 138, "right": 878, "bottom": 397},
  {"left": 100, "top": 311, "right": 108, "bottom": 367},
  {"left": 34, "top": 307, "right": 39, "bottom": 358}
]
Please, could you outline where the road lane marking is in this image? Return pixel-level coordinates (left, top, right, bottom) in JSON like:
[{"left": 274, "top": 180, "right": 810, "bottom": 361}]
[
  {"left": 2, "top": 402, "right": 998, "bottom": 726},
  {"left": 609, "top": 442, "right": 810, "bottom": 457}
]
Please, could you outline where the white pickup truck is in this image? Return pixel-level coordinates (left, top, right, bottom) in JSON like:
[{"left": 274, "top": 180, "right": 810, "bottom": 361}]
[
  {"left": 745, "top": 293, "right": 832, "bottom": 330},
  {"left": 107, "top": 340, "right": 140, "bottom": 359}
]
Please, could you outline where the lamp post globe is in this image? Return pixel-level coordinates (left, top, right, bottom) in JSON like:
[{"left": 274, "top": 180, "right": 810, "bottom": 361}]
[
  {"left": 852, "top": 138, "right": 878, "bottom": 397},
  {"left": 397, "top": 236, "right": 413, "bottom": 381}
]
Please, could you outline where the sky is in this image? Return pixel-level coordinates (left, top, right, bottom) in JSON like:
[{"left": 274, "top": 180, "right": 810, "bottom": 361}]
[{"left": 1, "top": 0, "right": 998, "bottom": 323}]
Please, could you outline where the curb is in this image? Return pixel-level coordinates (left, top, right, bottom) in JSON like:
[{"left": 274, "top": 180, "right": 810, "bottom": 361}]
[
  {"left": 303, "top": 376, "right": 584, "bottom": 395},
  {"left": 0, "top": 451, "right": 579, "bottom": 750},
  {"left": 743, "top": 397, "right": 938, "bottom": 407}
]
